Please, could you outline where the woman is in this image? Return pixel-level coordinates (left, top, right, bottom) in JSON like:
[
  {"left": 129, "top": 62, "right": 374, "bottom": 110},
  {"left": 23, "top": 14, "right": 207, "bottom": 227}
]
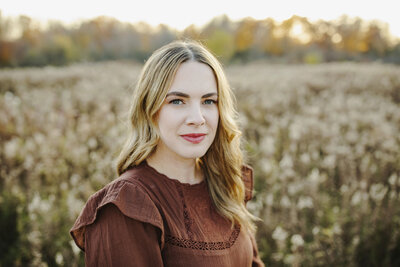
[{"left": 70, "top": 40, "right": 264, "bottom": 266}]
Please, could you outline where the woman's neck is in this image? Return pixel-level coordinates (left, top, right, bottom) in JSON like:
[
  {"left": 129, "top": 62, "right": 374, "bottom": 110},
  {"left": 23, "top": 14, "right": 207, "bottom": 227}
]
[{"left": 146, "top": 153, "right": 204, "bottom": 185}]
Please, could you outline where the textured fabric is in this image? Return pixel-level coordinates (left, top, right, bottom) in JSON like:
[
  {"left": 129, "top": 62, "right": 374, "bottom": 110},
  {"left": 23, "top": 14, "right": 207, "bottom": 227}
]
[{"left": 70, "top": 161, "right": 265, "bottom": 267}]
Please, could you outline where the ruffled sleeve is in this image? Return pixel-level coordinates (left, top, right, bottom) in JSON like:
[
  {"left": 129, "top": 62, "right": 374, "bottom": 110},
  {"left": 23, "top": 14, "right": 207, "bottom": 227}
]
[
  {"left": 84, "top": 203, "right": 163, "bottom": 266},
  {"left": 241, "top": 164, "right": 254, "bottom": 204},
  {"left": 70, "top": 179, "right": 165, "bottom": 258},
  {"left": 241, "top": 165, "right": 265, "bottom": 267}
]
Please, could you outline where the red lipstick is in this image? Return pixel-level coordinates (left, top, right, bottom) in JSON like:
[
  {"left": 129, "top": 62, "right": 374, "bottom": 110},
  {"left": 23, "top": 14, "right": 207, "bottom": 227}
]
[{"left": 181, "top": 133, "right": 206, "bottom": 144}]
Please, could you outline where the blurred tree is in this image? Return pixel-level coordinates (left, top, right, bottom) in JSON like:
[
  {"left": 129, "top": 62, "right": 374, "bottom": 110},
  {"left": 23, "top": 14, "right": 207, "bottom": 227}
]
[
  {"left": 200, "top": 15, "right": 235, "bottom": 61},
  {"left": 0, "top": 11, "right": 14, "bottom": 66},
  {"left": 80, "top": 16, "right": 118, "bottom": 60},
  {"left": 18, "top": 15, "right": 40, "bottom": 46},
  {"left": 254, "top": 18, "right": 275, "bottom": 55},
  {"left": 232, "top": 17, "right": 260, "bottom": 62},
  {"left": 150, "top": 24, "right": 177, "bottom": 52},
  {"left": 363, "top": 22, "right": 390, "bottom": 56},
  {"left": 181, "top": 24, "right": 201, "bottom": 40},
  {"left": 136, "top": 21, "right": 153, "bottom": 58},
  {"left": 0, "top": 40, "right": 15, "bottom": 66},
  {"left": 335, "top": 16, "right": 368, "bottom": 54},
  {"left": 201, "top": 14, "right": 234, "bottom": 38},
  {"left": 304, "top": 20, "right": 336, "bottom": 61},
  {"left": 0, "top": 11, "right": 399, "bottom": 67},
  {"left": 44, "top": 34, "right": 80, "bottom": 65},
  {"left": 204, "top": 29, "right": 235, "bottom": 62},
  {"left": 0, "top": 10, "right": 11, "bottom": 40},
  {"left": 235, "top": 17, "right": 258, "bottom": 52}
]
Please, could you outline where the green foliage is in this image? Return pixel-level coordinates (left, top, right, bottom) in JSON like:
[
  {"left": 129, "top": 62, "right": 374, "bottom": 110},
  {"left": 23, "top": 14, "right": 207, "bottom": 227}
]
[
  {"left": 205, "top": 29, "right": 235, "bottom": 62},
  {"left": 0, "top": 193, "right": 21, "bottom": 265},
  {"left": 43, "top": 35, "right": 80, "bottom": 65},
  {"left": 303, "top": 51, "right": 324, "bottom": 64}
]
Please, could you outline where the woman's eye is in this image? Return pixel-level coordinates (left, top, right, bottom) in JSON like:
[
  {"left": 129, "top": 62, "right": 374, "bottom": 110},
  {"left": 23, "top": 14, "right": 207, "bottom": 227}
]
[
  {"left": 169, "top": 99, "right": 184, "bottom": 105},
  {"left": 203, "top": 99, "right": 217, "bottom": 105}
]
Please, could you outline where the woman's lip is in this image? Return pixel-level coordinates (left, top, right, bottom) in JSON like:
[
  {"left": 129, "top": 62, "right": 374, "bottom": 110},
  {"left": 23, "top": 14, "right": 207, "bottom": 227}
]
[
  {"left": 180, "top": 134, "right": 206, "bottom": 144},
  {"left": 181, "top": 133, "right": 206, "bottom": 138}
]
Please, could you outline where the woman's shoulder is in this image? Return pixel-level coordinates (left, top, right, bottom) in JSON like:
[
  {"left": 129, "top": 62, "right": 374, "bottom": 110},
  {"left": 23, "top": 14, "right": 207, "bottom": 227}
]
[{"left": 70, "top": 163, "right": 164, "bottom": 250}]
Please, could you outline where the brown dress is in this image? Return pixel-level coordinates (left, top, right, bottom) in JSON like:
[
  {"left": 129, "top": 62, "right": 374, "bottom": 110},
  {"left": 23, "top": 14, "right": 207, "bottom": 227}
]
[{"left": 70, "top": 161, "right": 264, "bottom": 267}]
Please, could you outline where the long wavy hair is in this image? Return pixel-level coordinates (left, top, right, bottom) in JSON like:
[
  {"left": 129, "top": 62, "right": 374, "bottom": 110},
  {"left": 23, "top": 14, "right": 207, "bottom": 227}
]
[{"left": 116, "top": 40, "right": 258, "bottom": 233}]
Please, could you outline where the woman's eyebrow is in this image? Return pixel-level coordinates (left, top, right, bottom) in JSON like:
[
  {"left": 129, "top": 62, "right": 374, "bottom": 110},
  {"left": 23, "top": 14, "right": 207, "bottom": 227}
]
[
  {"left": 202, "top": 92, "right": 218, "bottom": 98},
  {"left": 166, "top": 91, "right": 189, "bottom": 98},
  {"left": 166, "top": 92, "right": 218, "bottom": 98}
]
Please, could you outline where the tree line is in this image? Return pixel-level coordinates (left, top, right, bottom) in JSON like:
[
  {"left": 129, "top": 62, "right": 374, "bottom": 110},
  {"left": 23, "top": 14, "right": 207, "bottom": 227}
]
[{"left": 1, "top": 11, "right": 400, "bottom": 67}]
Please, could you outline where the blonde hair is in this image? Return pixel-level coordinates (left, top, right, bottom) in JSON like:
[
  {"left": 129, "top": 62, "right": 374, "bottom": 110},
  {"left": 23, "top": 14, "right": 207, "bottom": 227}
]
[{"left": 116, "top": 40, "right": 258, "bottom": 233}]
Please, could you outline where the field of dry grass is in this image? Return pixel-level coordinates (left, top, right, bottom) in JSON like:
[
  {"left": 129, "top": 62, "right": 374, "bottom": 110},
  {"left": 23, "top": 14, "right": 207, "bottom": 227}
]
[{"left": 1, "top": 61, "right": 400, "bottom": 266}]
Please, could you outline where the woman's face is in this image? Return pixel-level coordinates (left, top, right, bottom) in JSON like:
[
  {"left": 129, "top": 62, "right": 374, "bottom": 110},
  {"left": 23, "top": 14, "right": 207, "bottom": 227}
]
[{"left": 154, "top": 61, "right": 219, "bottom": 161}]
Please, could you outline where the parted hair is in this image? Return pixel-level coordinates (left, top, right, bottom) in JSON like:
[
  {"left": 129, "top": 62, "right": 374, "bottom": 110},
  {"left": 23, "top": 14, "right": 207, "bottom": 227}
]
[{"left": 116, "top": 40, "right": 258, "bottom": 233}]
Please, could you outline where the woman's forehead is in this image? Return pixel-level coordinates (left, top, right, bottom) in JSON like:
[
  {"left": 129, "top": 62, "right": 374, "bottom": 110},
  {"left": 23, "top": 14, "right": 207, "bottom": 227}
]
[{"left": 168, "top": 61, "right": 217, "bottom": 95}]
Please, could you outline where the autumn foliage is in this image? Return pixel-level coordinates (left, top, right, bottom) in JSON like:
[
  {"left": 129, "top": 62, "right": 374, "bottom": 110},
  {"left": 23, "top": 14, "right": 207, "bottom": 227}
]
[{"left": 1, "top": 12, "right": 400, "bottom": 67}]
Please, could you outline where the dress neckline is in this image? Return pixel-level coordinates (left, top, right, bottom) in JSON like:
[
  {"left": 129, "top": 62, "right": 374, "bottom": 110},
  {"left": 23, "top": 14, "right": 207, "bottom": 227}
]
[{"left": 143, "top": 160, "right": 206, "bottom": 188}]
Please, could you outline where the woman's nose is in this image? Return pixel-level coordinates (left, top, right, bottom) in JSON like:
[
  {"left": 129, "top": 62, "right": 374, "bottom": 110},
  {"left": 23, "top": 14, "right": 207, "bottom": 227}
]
[{"left": 186, "top": 104, "right": 205, "bottom": 126}]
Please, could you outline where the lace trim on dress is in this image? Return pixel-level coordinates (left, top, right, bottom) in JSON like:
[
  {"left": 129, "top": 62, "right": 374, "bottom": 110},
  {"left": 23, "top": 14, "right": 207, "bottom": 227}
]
[
  {"left": 175, "top": 183, "right": 195, "bottom": 239},
  {"left": 165, "top": 225, "right": 241, "bottom": 250},
  {"left": 171, "top": 183, "right": 241, "bottom": 250}
]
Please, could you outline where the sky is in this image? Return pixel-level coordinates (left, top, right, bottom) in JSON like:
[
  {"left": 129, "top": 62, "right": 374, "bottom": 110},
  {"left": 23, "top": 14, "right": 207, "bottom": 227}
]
[{"left": 1, "top": 0, "right": 400, "bottom": 38}]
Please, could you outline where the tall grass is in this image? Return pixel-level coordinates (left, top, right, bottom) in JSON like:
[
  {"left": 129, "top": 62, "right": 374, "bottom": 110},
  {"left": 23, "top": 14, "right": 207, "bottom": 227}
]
[{"left": 1, "top": 61, "right": 399, "bottom": 266}]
